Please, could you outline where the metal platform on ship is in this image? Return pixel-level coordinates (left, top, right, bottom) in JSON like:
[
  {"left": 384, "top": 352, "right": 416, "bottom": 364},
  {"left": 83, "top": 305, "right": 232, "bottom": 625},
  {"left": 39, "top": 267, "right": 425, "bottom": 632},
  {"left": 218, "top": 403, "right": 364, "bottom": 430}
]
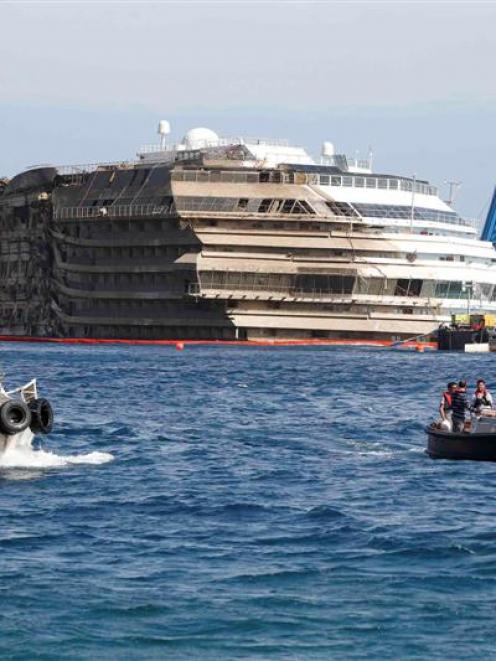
[{"left": 437, "top": 314, "right": 496, "bottom": 352}]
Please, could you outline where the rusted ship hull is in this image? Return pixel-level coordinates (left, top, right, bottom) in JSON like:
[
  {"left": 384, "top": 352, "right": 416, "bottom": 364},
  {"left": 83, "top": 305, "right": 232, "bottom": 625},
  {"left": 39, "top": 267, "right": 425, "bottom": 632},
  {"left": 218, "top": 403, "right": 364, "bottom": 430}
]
[{"left": 0, "top": 164, "right": 238, "bottom": 341}]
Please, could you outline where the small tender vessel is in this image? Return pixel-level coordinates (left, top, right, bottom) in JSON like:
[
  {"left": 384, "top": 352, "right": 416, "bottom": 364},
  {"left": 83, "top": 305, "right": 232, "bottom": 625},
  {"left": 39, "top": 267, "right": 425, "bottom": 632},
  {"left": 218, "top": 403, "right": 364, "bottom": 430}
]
[
  {"left": 426, "top": 413, "right": 496, "bottom": 461},
  {"left": 0, "top": 379, "right": 53, "bottom": 459}
]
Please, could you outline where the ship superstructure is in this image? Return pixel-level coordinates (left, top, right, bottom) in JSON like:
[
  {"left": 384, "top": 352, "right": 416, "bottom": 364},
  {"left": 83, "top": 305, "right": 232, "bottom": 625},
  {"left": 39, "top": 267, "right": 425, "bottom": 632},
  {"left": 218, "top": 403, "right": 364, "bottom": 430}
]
[{"left": 0, "top": 123, "right": 495, "bottom": 342}]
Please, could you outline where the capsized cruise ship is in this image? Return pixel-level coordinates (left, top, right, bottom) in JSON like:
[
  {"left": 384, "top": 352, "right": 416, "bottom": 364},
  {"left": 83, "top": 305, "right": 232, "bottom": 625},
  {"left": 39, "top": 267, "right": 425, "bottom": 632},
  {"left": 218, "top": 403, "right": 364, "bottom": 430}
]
[{"left": 1, "top": 121, "right": 496, "bottom": 343}]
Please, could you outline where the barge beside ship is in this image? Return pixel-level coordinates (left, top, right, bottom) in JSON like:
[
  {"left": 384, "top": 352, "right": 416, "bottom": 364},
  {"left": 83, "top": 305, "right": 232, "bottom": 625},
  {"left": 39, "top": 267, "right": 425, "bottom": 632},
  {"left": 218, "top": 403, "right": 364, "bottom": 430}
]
[{"left": 1, "top": 122, "right": 496, "bottom": 344}]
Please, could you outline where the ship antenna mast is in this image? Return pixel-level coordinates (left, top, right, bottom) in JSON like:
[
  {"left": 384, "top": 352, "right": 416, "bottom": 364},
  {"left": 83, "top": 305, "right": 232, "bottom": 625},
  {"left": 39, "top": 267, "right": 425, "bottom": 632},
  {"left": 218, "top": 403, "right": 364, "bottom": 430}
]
[
  {"left": 444, "top": 180, "right": 462, "bottom": 207},
  {"left": 410, "top": 173, "right": 416, "bottom": 232}
]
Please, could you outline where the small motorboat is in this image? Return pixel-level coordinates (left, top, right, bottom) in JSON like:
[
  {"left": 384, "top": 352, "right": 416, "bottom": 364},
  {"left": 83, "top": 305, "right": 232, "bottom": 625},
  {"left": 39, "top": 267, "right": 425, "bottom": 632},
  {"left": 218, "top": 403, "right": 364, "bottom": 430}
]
[
  {"left": 0, "top": 379, "right": 54, "bottom": 459},
  {"left": 426, "top": 412, "right": 496, "bottom": 461}
]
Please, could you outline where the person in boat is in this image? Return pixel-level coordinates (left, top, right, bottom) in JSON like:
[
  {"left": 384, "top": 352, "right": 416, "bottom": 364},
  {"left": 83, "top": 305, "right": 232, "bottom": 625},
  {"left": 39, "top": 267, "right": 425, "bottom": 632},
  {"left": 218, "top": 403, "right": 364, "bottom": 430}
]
[
  {"left": 451, "top": 380, "right": 470, "bottom": 433},
  {"left": 439, "top": 381, "right": 457, "bottom": 425},
  {"left": 472, "top": 379, "right": 493, "bottom": 414}
]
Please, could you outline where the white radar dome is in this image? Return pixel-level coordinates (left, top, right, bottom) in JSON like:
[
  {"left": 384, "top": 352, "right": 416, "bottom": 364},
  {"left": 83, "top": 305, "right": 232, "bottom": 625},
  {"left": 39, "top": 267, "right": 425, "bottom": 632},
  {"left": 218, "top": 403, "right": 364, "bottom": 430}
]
[
  {"left": 183, "top": 127, "right": 219, "bottom": 149},
  {"left": 321, "top": 141, "right": 335, "bottom": 157}
]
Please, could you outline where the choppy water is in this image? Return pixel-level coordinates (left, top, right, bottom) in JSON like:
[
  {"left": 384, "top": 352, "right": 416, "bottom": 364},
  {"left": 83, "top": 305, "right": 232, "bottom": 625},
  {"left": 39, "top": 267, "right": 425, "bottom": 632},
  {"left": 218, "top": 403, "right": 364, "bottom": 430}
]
[{"left": 1, "top": 343, "right": 496, "bottom": 659}]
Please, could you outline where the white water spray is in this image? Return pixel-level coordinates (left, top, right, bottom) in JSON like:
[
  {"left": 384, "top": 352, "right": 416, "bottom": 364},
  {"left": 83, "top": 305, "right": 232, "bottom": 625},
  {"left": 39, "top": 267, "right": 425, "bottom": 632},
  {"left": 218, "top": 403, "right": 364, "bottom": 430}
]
[{"left": 0, "top": 431, "right": 113, "bottom": 470}]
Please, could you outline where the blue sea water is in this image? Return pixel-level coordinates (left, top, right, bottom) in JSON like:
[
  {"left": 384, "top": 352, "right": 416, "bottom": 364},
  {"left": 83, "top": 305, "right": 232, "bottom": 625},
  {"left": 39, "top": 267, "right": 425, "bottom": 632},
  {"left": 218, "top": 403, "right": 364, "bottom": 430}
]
[{"left": 1, "top": 343, "right": 496, "bottom": 659}]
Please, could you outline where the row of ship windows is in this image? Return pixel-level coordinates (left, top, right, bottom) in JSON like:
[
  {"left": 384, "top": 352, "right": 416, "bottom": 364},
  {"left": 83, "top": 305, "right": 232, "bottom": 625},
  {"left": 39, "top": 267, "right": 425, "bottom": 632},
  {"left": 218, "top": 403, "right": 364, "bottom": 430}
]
[
  {"left": 0, "top": 242, "right": 31, "bottom": 254},
  {"left": 386, "top": 279, "right": 489, "bottom": 299},
  {"left": 210, "top": 199, "right": 462, "bottom": 226},
  {"left": 318, "top": 175, "right": 436, "bottom": 195},
  {"left": 0, "top": 262, "right": 31, "bottom": 277},
  {"left": 59, "top": 244, "right": 473, "bottom": 263},
  {"left": 151, "top": 196, "right": 464, "bottom": 226},
  {"left": 202, "top": 220, "right": 332, "bottom": 231},
  {"left": 60, "top": 219, "right": 177, "bottom": 236},
  {"left": 198, "top": 272, "right": 496, "bottom": 300},
  {"left": 54, "top": 325, "right": 237, "bottom": 340},
  {"left": 170, "top": 169, "right": 437, "bottom": 196},
  {"left": 61, "top": 300, "right": 192, "bottom": 313},
  {"left": 58, "top": 245, "right": 187, "bottom": 260},
  {"left": 63, "top": 327, "right": 235, "bottom": 340},
  {"left": 5, "top": 271, "right": 493, "bottom": 301},
  {"left": 172, "top": 170, "right": 286, "bottom": 184},
  {"left": 175, "top": 196, "right": 317, "bottom": 215},
  {"left": 62, "top": 166, "right": 169, "bottom": 191},
  {"left": 353, "top": 203, "right": 466, "bottom": 226},
  {"left": 64, "top": 273, "right": 185, "bottom": 288}
]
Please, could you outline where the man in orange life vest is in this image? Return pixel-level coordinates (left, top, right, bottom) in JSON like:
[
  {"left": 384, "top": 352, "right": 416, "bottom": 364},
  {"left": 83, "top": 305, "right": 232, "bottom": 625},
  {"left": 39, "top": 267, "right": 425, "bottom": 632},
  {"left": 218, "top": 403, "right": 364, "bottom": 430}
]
[
  {"left": 439, "top": 382, "right": 457, "bottom": 423},
  {"left": 472, "top": 378, "right": 493, "bottom": 413}
]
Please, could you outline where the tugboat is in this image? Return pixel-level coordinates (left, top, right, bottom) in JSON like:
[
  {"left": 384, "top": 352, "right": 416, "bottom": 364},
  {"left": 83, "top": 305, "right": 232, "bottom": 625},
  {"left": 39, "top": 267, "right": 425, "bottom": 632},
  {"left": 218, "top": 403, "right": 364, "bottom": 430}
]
[
  {"left": 426, "top": 413, "right": 496, "bottom": 461},
  {"left": 0, "top": 379, "right": 54, "bottom": 459}
]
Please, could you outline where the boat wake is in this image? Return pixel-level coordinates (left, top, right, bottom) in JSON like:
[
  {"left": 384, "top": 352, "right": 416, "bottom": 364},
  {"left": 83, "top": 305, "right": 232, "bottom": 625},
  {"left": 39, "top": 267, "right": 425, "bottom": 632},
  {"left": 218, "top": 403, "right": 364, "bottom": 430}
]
[{"left": 0, "top": 437, "right": 114, "bottom": 470}]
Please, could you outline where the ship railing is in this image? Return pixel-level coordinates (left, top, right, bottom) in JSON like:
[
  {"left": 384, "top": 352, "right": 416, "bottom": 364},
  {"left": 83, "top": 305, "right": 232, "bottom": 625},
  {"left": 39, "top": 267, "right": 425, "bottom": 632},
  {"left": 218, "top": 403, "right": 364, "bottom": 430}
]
[
  {"left": 240, "top": 136, "right": 291, "bottom": 147},
  {"left": 52, "top": 203, "right": 354, "bottom": 223},
  {"left": 52, "top": 204, "right": 472, "bottom": 228},
  {"left": 57, "top": 161, "right": 137, "bottom": 176},
  {"left": 139, "top": 136, "right": 291, "bottom": 154},
  {"left": 188, "top": 282, "right": 354, "bottom": 300},
  {"left": 53, "top": 204, "right": 176, "bottom": 220}
]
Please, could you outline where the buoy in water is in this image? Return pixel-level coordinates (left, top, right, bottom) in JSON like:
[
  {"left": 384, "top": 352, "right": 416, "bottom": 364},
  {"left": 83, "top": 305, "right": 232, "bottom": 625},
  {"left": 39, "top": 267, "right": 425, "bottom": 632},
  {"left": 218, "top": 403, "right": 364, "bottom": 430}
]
[{"left": 175, "top": 341, "right": 185, "bottom": 351}]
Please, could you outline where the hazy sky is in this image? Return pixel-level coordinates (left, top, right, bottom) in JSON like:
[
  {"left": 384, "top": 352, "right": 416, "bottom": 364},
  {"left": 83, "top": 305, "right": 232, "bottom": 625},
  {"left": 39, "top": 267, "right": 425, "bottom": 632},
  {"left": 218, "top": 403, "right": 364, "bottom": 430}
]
[{"left": 1, "top": 1, "right": 495, "bottom": 221}]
